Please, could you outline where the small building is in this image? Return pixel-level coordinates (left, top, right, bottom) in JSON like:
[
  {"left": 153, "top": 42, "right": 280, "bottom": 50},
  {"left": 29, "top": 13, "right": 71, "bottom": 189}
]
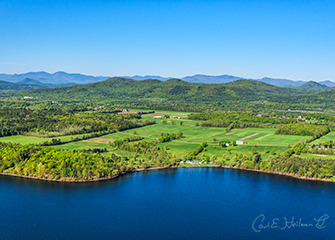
[
  {"left": 236, "top": 141, "right": 244, "bottom": 145},
  {"left": 154, "top": 116, "right": 163, "bottom": 119},
  {"left": 23, "top": 96, "right": 33, "bottom": 99},
  {"left": 52, "top": 101, "right": 59, "bottom": 104}
]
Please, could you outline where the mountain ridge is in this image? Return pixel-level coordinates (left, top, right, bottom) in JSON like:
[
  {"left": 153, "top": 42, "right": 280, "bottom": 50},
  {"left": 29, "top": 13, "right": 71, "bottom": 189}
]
[
  {"left": 1, "top": 71, "right": 334, "bottom": 88},
  {"left": 19, "top": 77, "right": 314, "bottom": 103}
]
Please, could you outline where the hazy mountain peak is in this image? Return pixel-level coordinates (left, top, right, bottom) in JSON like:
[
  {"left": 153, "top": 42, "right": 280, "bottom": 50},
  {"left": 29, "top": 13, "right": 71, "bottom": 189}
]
[
  {"left": 298, "top": 81, "right": 330, "bottom": 92},
  {"left": 17, "top": 78, "right": 44, "bottom": 85}
]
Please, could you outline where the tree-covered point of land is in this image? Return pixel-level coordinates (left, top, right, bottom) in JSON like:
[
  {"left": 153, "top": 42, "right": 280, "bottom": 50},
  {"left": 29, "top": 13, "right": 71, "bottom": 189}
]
[{"left": 0, "top": 142, "right": 123, "bottom": 181}]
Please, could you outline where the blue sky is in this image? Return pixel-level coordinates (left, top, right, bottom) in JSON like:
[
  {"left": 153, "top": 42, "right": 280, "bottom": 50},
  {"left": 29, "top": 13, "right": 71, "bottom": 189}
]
[{"left": 1, "top": 0, "right": 334, "bottom": 81}]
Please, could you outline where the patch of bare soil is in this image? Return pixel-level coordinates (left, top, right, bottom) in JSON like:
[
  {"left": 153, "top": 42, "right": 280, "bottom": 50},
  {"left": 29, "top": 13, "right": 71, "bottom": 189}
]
[{"left": 82, "top": 138, "right": 112, "bottom": 144}]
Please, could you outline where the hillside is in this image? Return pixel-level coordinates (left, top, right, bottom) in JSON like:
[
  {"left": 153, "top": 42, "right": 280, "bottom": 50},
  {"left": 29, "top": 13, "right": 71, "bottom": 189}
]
[
  {"left": 298, "top": 81, "right": 330, "bottom": 92},
  {"left": 282, "top": 88, "right": 335, "bottom": 106},
  {"left": 0, "top": 79, "right": 76, "bottom": 92},
  {"left": 3, "top": 71, "right": 335, "bottom": 88},
  {"left": 19, "top": 77, "right": 314, "bottom": 103},
  {"left": 17, "top": 78, "right": 44, "bottom": 85},
  {"left": 256, "top": 77, "right": 306, "bottom": 87},
  {"left": 0, "top": 80, "right": 45, "bottom": 91},
  {"left": 181, "top": 74, "right": 243, "bottom": 84}
]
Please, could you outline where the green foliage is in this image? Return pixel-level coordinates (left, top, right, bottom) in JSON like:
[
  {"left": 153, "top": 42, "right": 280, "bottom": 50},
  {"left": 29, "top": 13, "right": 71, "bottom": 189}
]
[
  {"left": 218, "top": 141, "right": 230, "bottom": 147},
  {"left": 19, "top": 78, "right": 313, "bottom": 104},
  {"left": 158, "top": 133, "right": 181, "bottom": 143},
  {"left": 189, "top": 112, "right": 297, "bottom": 129},
  {"left": 0, "top": 142, "right": 128, "bottom": 181},
  {"left": 0, "top": 108, "right": 154, "bottom": 138},
  {"left": 186, "top": 142, "right": 208, "bottom": 160},
  {"left": 298, "top": 81, "right": 330, "bottom": 92},
  {"left": 275, "top": 123, "right": 330, "bottom": 141},
  {"left": 111, "top": 135, "right": 144, "bottom": 148}
]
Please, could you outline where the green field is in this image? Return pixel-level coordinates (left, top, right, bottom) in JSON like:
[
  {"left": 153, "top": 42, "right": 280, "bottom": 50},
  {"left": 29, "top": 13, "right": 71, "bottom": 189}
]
[
  {"left": 0, "top": 109, "right": 322, "bottom": 162},
  {"left": 124, "top": 111, "right": 303, "bottom": 146},
  {"left": 311, "top": 131, "right": 335, "bottom": 144},
  {"left": 50, "top": 110, "right": 301, "bottom": 160},
  {"left": 0, "top": 133, "right": 88, "bottom": 145},
  {"left": 299, "top": 153, "right": 335, "bottom": 160}
]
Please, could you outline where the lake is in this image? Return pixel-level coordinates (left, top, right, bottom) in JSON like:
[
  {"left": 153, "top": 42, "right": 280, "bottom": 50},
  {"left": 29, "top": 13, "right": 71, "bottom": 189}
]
[{"left": 0, "top": 167, "right": 334, "bottom": 239}]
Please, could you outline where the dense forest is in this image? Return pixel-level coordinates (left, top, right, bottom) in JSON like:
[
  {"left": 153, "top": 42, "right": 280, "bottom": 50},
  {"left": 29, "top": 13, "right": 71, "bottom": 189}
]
[
  {"left": 19, "top": 78, "right": 313, "bottom": 101},
  {"left": 0, "top": 108, "right": 154, "bottom": 138},
  {"left": 275, "top": 123, "right": 330, "bottom": 140},
  {"left": 0, "top": 142, "right": 123, "bottom": 181},
  {"left": 218, "top": 153, "right": 335, "bottom": 180},
  {"left": 188, "top": 112, "right": 297, "bottom": 129},
  {"left": 8, "top": 77, "right": 335, "bottom": 112},
  {"left": 0, "top": 141, "right": 179, "bottom": 181}
]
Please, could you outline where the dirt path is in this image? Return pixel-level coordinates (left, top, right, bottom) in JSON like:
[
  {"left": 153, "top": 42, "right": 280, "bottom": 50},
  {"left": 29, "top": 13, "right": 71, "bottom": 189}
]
[
  {"left": 240, "top": 133, "right": 260, "bottom": 140},
  {"left": 313, "top": 154, "right": 327, "bottom": 157},
  {"left": 225, "top": 131, "right": 237, "bottom": 135},
  {"left": 82, "top": 138, "right": 112, "bottom": 144}
]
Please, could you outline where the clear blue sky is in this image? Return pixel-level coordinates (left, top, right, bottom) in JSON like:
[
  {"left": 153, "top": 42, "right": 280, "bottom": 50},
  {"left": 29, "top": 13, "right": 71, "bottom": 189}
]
[{"left": 1, "top": 0, "right": 334, "bottom": 81}]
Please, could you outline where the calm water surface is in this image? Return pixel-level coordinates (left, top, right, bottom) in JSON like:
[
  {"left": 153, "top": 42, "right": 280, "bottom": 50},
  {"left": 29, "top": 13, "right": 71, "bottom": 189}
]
[{"left": 0, "top": 167, "right": 334, "bottom": 240}]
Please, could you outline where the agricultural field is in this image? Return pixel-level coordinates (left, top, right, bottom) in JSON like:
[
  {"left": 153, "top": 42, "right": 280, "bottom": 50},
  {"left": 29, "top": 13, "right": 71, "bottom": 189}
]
[
  {"left": 0, "top": 133, "right": 88, "bottom": 145},
  {"left": 44, "top": 109, "right": 303, "bottom": 160},
  {"left": 299, "top": 153, "right": 335, "bottom": 160},
  {"left": 125, "top": 110, "right": 304, "bottom": 146},
  {"left": 310, "top": 131, "right": 335, "bottom": 144},
  {"left": 0, "top": 109, "right": 327, "bottom": 162}
]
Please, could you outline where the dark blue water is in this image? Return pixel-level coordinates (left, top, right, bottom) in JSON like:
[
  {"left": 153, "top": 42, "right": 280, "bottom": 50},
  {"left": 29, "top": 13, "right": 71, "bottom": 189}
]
[{"left": 0, "top": 167, "right": 334, "bottom": 240}]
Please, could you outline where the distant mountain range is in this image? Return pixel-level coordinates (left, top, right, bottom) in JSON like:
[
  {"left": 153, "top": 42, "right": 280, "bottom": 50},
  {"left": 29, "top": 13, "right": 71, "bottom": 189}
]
[
  {"left": 20, "top": 78, "right": 314, "bottom": 102},
  {"left": 0, "top": 78, "right": 75, "bottom": 91},
  {"left": 0, "top": 71, "right": 109, "bottom": 84},
  {"left": 127, "top": 74, "right": 335, "bottom": 90},
  {"left": 1, "top": 71, "right": 334, "bottom": 90},
  {"left": 118, "top": 74, "right": 335, "bottom": 89}
]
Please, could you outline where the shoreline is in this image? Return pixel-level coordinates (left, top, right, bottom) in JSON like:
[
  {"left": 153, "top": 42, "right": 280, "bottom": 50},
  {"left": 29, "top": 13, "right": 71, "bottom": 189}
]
[{"left": 0, "top": 165, "right": 333, "bottom": 183}]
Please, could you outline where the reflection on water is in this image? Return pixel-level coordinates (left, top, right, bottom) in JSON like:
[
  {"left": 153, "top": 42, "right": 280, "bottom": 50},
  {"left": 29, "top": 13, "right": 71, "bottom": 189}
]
[{"left": 0, "top": 168, "right": 334, "bottom": 240}]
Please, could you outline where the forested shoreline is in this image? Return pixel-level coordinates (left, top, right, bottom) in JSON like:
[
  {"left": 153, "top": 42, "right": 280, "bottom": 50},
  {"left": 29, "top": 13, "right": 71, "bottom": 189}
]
[{"left": 1, "top": 140, "right": 334, "bottom": 182}]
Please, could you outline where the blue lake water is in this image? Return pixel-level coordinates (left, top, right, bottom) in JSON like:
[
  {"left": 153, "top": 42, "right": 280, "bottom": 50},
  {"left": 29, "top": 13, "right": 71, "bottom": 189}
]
[{"left": 0, "top": 167, "right": 334, "bottom": 240}]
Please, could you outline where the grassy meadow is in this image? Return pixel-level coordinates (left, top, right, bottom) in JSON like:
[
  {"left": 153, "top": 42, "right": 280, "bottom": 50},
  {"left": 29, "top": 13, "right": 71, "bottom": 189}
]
[
  {"left": 0, "top": 133, "right": 88, "bottom": 145},
  {"left": 1, "top": 109, "right": 334, "bottom": 162}
]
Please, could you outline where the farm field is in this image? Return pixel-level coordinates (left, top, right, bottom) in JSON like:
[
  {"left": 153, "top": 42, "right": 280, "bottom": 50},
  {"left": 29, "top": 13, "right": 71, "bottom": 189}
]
[
  {"left": 48, "top": 110, "right": 301, "bottom": 160},
  {"left": 310, "top": 131, "right": 335, "bottom": 144},
  {"left": 0, "top": 133, "right": 88, "bottom": 145},
  {"left": 157, "top": 140, "right": 289, "bottom": 159},
  {"left": 299, "top": 153, "right": 335, "bottom": 160},
  {"left": 1, "top": 109, "right": 328, "bottom": 162},
  {"left": 121, "top": 118, "right": 303, "bottom": 146}
]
